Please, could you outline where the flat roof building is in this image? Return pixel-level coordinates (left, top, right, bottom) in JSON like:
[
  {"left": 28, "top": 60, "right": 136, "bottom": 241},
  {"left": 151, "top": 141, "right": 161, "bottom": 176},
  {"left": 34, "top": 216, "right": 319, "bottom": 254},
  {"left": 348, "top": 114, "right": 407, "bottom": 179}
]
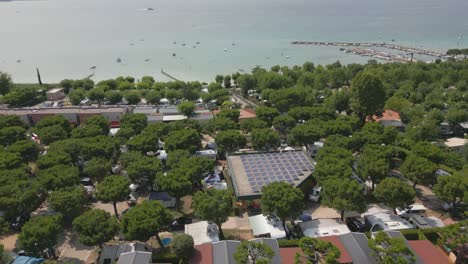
[{"left": 185, "top": 221, "right": 220, "bottom": 245}]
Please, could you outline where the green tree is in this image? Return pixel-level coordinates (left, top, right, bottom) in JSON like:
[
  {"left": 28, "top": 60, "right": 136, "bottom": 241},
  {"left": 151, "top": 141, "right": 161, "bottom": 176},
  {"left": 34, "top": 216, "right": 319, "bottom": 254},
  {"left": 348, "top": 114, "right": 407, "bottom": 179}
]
[
  {"left": 71, "top": 125, "right": 103, "bottom": 139},
  {"left": 215, "top": 74, "right": 224, "bottom": 84},
  {"left": 120, "top": 113, "right": 148, "bottom": 135},
  {"left": 272, "top": 115, "right": 296, "bottom": 139},
  {"left": 400, "top": 155, "right": 437, "bottom": 188},
  {"left": 126, "top": 132, "right": 160, "bottom": 153},
  {"left": 171, "top": 234, "right": 194, "bottom": 262},
  {"left": 261, "top": 182, "right": 304, "bottom": 237},
  {"left": 165, "top": 129, "right": 201, "bottom": 153},
  {"left": 237, "top": 74, "right": 257, "bottom": 96},
  {"left": 95, "top": 176, "right": 131, "bottom": 217},
  {"left": 437, "top": 220, "right": 468, "bottom": 252},
  {"left": 234, "top": 241, "right": 275, "bottom": 264},
  {"left": 321, "top": 178, "right": 366, "bottom": 221},
  {"left": 255, "top": 107, "right": 280, "bottom": 126},
  {"left": 37, "top": 165, "right": 80, "bottom": 191},
  {"left": 36, "top": 125, "right": 68, "bottom": 145},
  {"left": 178, "top": 101, "right": 196, "bottom": 118},
  {"left": 69, "top": 88, "right": 86, "bottom": 105},
  {"left": 145, "top": 90, "right": 161, "bottom": 105},
  {"left": 373, "top": 178, "right": 416, "bottom": 214},
  {"left": 105, "top": 90, "right": 123, "bottom": 104},
  {"left": 84, "top": 115, "right": 110, "bottom": 135},
  {"left": 6, "top": 140, "right": 40, "bottom": 162},
  {"left": 0, "top": 244, "right": 12, "bottom": 264},
  {"left": 156, "top": 170, "right": 192, "bottom": 211},
  {"left": 1, "top": 86, "right": 41, "bottom": 107},
  {"left": 72, "top": 209, "right": 119, "bottom": 247},
  {"left": 36, "top": 151, "right": 72, "bottom": 170},
  {"left": 215, "top": 130, "right": 246, "bottom": 154},
  {"left": 125, "top": 91, "right": 141, "bottom": 105},
  {"left": 350, "top": 71, "right": 386, "bottom": 122},
  {"left": 357, "top": 144, "right": 391, "bottom": 190},
  {"left": 217, "top": 109, "right": 240, "bottom": 123},
  {"left": 35, "top": 116, "right": 71, "bottom": 135},
  {"left": 120, "top": 152, "right": 161, "bottom": 187},
  {"left": 240, "top": 118, "right": 269, "bottom": 133},
  {"left": 0, "top": 115, "right": 25, "bottom": 128},
  {"left": 223, "top": 75, "right": 232, "bottom": 88},
  {"left": 288, "top": 123, "right": 322, "bottom": 149},
  {"left": 251, "top": 128, "right": 280, "bottom": 151},
  {"left": 121, "top": 201, "right": 173, "bottom": 247},
  {"left": 433, "top": 172, "right": 467, "bottom": 215},
  {"left": 83, "top": 158, "right": 111, "bottom": 182},
  {"left": 368, "top": 231, "right": 415, "bottom": 264},
  {"left": 314, "top": 158, "right": 352, "bottom": 184},
  {"left": 0, "top": 71, "right": 13, "bottom": 95},
  {"left": 0, "top": 126, "right": 26, "bottom": 146},
  {"left": 49, "top": 186, "right": 88, "bottom": 220},
  {"left": 87, "top": 87, "right": 106, "bottom": 105},
  {"left": 18, "top": 215, "right": 61, "bottom": 257},
  {"left": 192, "top": 189, "right": 232, "bottom": 240},
  {"left": 295, "top": 237, "right": 341, "bottom": 264}
]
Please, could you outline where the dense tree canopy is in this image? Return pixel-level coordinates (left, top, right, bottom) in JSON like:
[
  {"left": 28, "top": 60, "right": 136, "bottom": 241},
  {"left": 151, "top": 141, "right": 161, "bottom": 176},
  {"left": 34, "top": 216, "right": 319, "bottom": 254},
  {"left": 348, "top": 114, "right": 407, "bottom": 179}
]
[
  {"left": 18, "top": 215, "right": 62, "bottom": 257},
  {"left": 261, "top": 182, "right": 304, "bottom": 236},
  {"left": 121, "top": 201, "right": 173, "bottom": 247},
  {"left": 95, "top": 175, "right": 131, "bottom": 217},
  {"left": 373, "top": 178, "right": 416, "bottom": 214},
  {"left": 73, "top": 209, "right": 119, "bottom": 247},
  {"left": 192, "top": 189, "right": 232, "bottom": 240}
]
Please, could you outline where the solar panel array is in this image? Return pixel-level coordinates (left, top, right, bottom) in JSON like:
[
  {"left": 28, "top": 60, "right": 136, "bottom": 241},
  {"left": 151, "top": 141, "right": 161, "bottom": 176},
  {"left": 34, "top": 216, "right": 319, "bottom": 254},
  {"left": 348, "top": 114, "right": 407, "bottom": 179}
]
[{"left": 240, "top": 151, "right": 314, "bottom": 193}]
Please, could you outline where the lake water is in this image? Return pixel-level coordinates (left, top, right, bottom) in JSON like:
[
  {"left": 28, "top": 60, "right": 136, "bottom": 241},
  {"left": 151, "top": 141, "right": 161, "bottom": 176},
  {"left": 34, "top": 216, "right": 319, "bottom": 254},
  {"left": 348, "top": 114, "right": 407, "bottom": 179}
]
[{"left": 1, "top": 0, "right": 467, "bottom": 83}]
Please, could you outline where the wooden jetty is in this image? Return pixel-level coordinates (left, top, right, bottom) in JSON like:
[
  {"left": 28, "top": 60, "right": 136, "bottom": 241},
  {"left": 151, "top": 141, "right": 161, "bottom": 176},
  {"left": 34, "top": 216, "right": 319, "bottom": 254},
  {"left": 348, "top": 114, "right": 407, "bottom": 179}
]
[{"left": 161, "top": 68, "right": 181, "bottom": 81}]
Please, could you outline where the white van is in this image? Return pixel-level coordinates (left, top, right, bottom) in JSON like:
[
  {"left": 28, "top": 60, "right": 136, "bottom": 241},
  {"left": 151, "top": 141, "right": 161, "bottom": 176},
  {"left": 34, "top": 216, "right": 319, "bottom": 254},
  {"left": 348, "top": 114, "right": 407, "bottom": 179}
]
[
  {"left": 396, "top": 204, "right": 427, "bottom": 219},
  {"left": 308, "top": 186, "right": 322, "bottom": 202}
]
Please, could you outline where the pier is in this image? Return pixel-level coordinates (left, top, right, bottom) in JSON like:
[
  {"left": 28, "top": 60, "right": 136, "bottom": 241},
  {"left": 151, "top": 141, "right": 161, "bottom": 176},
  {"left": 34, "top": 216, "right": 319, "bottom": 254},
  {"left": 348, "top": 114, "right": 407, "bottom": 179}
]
[
  {"left": 161, "top": 68, "right": 181, "bottom": 81},
  {"left": 291, "top": 41, "right": 452, "bottom": 62}
]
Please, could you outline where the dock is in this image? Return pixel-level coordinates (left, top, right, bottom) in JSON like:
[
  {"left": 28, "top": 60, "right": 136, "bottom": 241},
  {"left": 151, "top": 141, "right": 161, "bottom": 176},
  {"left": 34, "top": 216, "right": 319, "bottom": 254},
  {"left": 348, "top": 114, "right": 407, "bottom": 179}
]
[
  {"left": 161, "top": 68, "right": 181, "bottom": 81},
  {"left": 291, "top": 41, "right": 452, "bottom": 62}
]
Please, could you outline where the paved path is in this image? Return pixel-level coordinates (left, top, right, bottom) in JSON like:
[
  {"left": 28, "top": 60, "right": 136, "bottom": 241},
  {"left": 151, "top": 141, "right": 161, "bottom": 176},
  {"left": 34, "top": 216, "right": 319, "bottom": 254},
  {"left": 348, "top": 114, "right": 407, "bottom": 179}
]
[{"left": 57, "top": 231, "right": 95, "bottom": 263}]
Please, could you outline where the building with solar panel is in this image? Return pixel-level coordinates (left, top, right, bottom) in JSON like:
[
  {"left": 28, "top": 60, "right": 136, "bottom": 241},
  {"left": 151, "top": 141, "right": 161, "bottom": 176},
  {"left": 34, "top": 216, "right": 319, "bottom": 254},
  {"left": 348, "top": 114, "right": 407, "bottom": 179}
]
[{"left": 227, "top": 150, "right": 315, "bottom": 200}]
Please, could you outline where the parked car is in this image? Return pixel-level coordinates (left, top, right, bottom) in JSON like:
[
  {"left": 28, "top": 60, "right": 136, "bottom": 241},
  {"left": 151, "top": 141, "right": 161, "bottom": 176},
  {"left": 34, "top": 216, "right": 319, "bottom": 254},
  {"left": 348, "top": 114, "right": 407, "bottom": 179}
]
[
  {"left": 345, "top": 217, "right": 366, "bottom": 232},
  {"left": 170, "top": 217, "right": 193, "bottom": 231},
  {"left": 10, "top": 212, "right": 30, "bottom": 231},
  {"left": 396, "top": 204, "right": 427, "bottom": 219},
  {"left": 308, "top": 185, "right": 322, "bottom": 202},
  {"left": 81, "top": 177, "right": 95, "bottom": 196}
]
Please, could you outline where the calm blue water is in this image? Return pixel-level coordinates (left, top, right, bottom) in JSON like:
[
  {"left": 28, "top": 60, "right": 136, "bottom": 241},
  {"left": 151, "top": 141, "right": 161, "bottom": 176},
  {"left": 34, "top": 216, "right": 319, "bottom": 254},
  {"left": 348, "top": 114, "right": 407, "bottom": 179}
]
[{"left": 1, "top": 0, "right": 467, "bottom": 83}]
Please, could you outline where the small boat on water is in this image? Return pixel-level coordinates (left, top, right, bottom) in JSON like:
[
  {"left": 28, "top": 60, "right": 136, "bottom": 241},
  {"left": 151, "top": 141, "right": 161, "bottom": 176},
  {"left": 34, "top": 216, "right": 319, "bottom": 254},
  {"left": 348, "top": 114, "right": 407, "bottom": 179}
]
[
  {"left": 16, "top": 59, "right": 21, "bottom": 63},
  {"left": 182, "top": 43, "right": 186, "bottom": 46},
  {"left": 172, "top": 53, "right": 176, "bottom": 57},
  {"left": 224, "top": 48, "right": 228, "bottom": 52},
  {"left": 192, "top": 46, "right": 197, "bottom": 48},
  {"left": 285, "top": 55, "right": 290, "bottom": 59},
  {"left": 116, "top": 58, "right": 122, "bottom": 63},
  {"left": 196, "top": 41, "right": 200, "bottom": 45},
  {"left": 173, "top": 41, "right": 176, "bottom": 44},
  {"left": 144, "top": 59, "right": 150, "bottom": 62},
  {"left": 232, "top": 42, "right": 235, "bottom": 46},
  {"left": 146, "top": 7, "right": 154, "bottom": 11},
  {"left": 90, "top": 66, "right": 96, "bottom": 70}
]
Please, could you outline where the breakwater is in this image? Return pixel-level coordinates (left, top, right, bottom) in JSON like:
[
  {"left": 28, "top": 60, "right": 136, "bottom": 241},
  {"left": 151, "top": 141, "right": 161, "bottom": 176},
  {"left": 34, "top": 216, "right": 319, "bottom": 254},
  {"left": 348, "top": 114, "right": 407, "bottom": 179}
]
[{"left": 291, "top": 41, "right": 452, "bottom": 62}]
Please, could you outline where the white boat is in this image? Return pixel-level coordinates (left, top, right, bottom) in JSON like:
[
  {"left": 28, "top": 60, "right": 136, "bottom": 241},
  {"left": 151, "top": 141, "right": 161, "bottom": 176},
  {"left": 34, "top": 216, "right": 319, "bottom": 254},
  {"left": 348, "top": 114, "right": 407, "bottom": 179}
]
[{"left": 224, "top": 48, "right": 228, "bottom": 51}]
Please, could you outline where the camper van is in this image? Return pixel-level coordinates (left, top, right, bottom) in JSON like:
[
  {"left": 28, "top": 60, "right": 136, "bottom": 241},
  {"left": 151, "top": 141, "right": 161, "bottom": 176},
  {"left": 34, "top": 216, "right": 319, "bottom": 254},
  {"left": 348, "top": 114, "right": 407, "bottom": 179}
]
[
  {"left": 365, "top": 213, "right": 414, "bottom": 233},
  {"left": 308, "top": 186, "right": 322, "bottom": 202}
]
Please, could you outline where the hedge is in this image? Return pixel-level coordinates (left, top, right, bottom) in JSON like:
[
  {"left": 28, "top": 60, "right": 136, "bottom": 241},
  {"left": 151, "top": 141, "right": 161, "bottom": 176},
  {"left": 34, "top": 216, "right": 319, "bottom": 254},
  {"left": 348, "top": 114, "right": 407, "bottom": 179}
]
[
  {"left": 278, "top": 239, "right": 300, "bottom": 248},
  {"left": 152, "top": 248, "right": 180, "bottom": 264},
  {"left": 400, "top": 228, "right": 441, "bottom": 244}
]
